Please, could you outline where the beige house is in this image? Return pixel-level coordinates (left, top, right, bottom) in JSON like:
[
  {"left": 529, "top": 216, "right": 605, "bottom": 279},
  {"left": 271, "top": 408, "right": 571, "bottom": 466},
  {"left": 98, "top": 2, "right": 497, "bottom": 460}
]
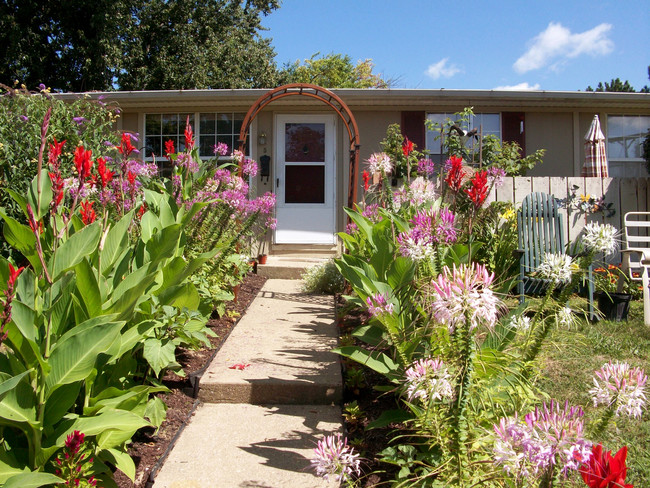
[{"left": 69, "top": 87, "right": 650, "bottom": 248}]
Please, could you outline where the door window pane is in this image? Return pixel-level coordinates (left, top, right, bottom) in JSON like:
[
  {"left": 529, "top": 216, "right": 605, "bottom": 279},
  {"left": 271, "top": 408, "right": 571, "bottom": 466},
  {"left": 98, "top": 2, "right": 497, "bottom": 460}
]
[
  {"left": 285, "top": 123, "right": 325, "bottom": 162},
  {"left": 608, "top": 115, "right": 650, "bottom": 160},
  {"left": 285, "top": 165, "right": 325, "bottom": 203}
]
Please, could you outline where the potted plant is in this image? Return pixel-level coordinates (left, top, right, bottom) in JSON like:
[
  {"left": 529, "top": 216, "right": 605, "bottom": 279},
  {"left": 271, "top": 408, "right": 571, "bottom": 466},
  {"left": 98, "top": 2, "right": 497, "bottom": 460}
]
[{"left": 593, "top": 264, "right": 633, "bottom": 321}]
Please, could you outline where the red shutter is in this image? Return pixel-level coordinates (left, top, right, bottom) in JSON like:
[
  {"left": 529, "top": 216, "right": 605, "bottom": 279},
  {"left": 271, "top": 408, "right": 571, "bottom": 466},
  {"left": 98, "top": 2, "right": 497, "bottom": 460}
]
[
  {"left": 401, "top": 111, "right": 426, "bottom": 151},
  {"left": 502, "top": 112, "right": 525, "bottom": 155}
]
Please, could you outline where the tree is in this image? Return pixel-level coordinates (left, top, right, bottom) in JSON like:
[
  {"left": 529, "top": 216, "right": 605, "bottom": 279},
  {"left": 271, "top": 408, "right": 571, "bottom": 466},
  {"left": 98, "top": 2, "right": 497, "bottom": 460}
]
[
  {"left": 586, "top": 78, "right": 636, "bottom": 92},
  {"left": 0, "top": 0, "right": 280, "bottom": 92},
  {"left": 278, "top": 52, "right": 391, "bottom": 88}
]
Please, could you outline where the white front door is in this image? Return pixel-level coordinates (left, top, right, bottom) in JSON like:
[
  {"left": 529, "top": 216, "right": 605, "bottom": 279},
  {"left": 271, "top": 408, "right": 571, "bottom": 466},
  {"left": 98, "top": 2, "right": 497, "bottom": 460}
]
[{"left": 275, "top": 114, "right": 336, "bottom": 244}]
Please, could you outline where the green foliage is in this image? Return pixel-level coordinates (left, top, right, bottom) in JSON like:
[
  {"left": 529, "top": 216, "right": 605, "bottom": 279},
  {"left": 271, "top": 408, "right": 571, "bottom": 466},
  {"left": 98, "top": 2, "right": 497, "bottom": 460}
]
[
  {"left": 0, "top": 86, "right": 119, "bottom": 255},
  {"left": 586, "top": 78, "right": 637, "bottom": 92},
  {"left": 279, "top": 52, "right": 390, "bottom": 88},
  {"left": 301, "top": 259, "right": 345, "bottom": 295},
  {"left": 425, "top": 107, "right": 545, "bottom": 175},
  {"left": 0, "top": 0, "right": 280, "bottom": 91},
  {"left": 643, "top": 129, "right": 650, "bottom": 174}
]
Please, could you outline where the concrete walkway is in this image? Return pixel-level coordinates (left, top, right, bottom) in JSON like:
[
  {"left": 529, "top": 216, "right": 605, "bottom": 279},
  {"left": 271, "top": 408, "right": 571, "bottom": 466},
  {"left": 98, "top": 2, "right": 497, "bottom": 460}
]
[{"left": 153, "top": 279, "right": 342, "bottom": 488}]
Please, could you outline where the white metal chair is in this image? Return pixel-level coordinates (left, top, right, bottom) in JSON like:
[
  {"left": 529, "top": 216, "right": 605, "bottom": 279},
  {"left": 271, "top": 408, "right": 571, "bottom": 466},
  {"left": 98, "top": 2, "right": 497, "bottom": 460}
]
[{"left": 618, "top": 212, "right": 650, "bottom": 325}]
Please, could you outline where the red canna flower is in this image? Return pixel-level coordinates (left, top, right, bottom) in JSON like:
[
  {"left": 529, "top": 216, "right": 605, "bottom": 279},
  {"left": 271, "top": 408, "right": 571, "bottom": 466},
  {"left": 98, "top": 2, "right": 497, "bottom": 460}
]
[
  {"left": 96, "top": 157, "right": 114, "bottom": 188},
  {"left": 49, "top": 171, "right": 65, "bottom": 209},
  {"left": 73, "top": 146, "right": 93, "bottom": 181},
  {"left": 80, "top": 201, "right": 96, "bottom": 225},
  {"left": 164, "top": 139, "right": 175, "bottom": 159},
  {"left": 362, "top": 170, "right": 370, "bottom": 191},
  {"left": 7, "top": 263, "right": 24, "bottom": 291},
  {"left": 48, "top": 138, "right": 66, "bottom": 170},
  {"left": 580, "top": 444, "right": 633, "bottom": 488},
  {"left": 137, "top": 203, "right": 147, "bottom": 220},
  {"left": 402, "top": 137, "right": 414, "bottom": 157},
  {"left": 117, "top": 132, "right": 136, "bottom": 157},
  {"left": 26, "top": 204, "right": 43, "bottom": 235},
  {"left": 127, "top": 171, "right": 136, "bottom": 186},
  {"left": 184, "top": 116, "right": 194, "bottom": 150},
  {"left": 464, "top": 170, "right": 489, "bottom": 209},
  {"left": 444, "top": 155, "right": 465, "bottom": 193}
]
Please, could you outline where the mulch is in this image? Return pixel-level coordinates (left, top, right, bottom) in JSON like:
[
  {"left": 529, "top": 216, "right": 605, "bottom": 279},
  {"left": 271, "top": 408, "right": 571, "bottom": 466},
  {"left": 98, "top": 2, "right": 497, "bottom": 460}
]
[{"left": 114, "top": 272, "right": 267, "bottom": 488}]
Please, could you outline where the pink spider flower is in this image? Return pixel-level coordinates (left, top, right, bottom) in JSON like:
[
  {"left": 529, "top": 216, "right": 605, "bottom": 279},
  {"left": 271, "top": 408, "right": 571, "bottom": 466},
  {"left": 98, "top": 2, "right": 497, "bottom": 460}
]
[
  {"left": 590, "top": 361, "right": 647, "bottom": 418},
  {"left": 311, "top": 433, "right": 361, "bottom": 482},
  {"left": 429, "top": 263, "right": 499, "bottom": 334}
]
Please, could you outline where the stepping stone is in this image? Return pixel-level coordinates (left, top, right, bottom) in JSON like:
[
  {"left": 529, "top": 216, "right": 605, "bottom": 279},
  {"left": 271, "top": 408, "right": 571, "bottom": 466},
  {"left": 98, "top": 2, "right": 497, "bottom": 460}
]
[
  {"left": 153, "top": 403, "right": 341, "bottom": 488},
  {"left": 199, "top": 279, "right": 342, "bottom": 405}
]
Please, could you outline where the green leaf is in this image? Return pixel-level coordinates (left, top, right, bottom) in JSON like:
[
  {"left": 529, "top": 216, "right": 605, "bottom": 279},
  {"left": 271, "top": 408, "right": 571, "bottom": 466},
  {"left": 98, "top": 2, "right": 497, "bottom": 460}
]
[
  {"left": 43, "top": 382, "right": 81, "bottom": 427},
  {"left": 366, "top": 409, "right": 413, "bottom": 430},
  {"left": 28, "top": 169, "right": 53, "bottom": 221},
  {"left": 0, "top": 371, "right": 31, "bottom": 401},
  {"left": 103, "top": 448, "right": 136, "bottom": 481},
  {"left": 53, "top": 409, "right": 150, "bottom": 447},
  {"left": 144, "top": 396, "right": 167, "bottom": 429},
  {"left": 0, "top": 449, "right": 28, "bottom": 484},
  {"left": 117, "top": 320, "right": 159, "bottom": 357},
  {"left": 387, "top": 257, "right": 416, "bottom": 291},
  {"left": 100, "top": 210, "right": 134, "bottom": 275},
  {"left": 143, "top": 338, "right": 177, "bottom": 377},
  {"left": 6, "top": 189, "right": 28, "bottom": 217},
  {"left": 0, "top": 210, "right": 38, "bottom": 268},
  {"left": 74, "top": 259, "right": 102, "bottom": 318},
  {"left": 333, "top": 346, "right": 399, "bottom": 379},
  {"left": 4, "top": 472, "right": 63, "bottom": 488},
  {"left": 156, "top": 283, "right": 200, "bottom": 310},
  {"left": 45, "top": 321, "right": 123, "bottom": 398},
  {"left": 146, "top": 224, "right": 182, "bottom": 264},
  {"left": 140, "top": 211, "right": 161, "bottom": 242},
  {"left": 50, "top": 222, "right": 102, "bottom": 280},
  {"left": 10, "top": 301, "right": 37, "bottom": 342},
  {"left": 0, "top": 373, "right": 37, "bottom": 424}
]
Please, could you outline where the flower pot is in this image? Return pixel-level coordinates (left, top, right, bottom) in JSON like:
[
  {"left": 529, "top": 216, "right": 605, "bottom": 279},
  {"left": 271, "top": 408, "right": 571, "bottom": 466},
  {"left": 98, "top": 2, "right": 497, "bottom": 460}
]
[
  {"left": 258, "top": 254, "right": 267, "bottom": 265},
  {"left": 596, "top": 292, "right": 632, "bottom": 322},
  {"left": 248, "top": 259, "right": 258, "bottom": 274}
]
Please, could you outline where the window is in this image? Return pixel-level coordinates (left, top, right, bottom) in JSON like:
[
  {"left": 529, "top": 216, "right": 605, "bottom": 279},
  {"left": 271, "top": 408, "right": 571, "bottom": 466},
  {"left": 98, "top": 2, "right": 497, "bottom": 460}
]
[
  {"left": 607, "top": 115, "right": 650, "bottom": 161},
  {"left": 144, "top": 112, "right": 246, "bottom": 159},
  {"left": 425, "top": 112, "right": 500, "bottom": 163}
]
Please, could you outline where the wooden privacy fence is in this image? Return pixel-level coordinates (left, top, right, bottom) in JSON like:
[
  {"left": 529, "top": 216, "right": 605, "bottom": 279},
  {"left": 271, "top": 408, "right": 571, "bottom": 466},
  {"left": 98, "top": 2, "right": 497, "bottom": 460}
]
[{"left": 485, "top": 177, "right": 650, "bottom": 261}]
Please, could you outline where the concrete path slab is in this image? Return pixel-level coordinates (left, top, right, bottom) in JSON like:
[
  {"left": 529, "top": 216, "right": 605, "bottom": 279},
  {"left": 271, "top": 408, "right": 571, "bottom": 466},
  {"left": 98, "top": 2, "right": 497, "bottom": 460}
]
[
  {"left": 153, "top": 403, "right": 341, "bottom": 488},
  {"left": 199, "top": 280, "right": 342, "bottom": 405}
]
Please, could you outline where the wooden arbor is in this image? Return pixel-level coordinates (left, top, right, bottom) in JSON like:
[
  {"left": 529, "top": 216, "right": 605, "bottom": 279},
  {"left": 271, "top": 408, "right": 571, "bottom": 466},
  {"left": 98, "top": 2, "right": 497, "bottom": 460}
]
[{"left": 237, "top": 83, "right": 361, "bottom": 208}]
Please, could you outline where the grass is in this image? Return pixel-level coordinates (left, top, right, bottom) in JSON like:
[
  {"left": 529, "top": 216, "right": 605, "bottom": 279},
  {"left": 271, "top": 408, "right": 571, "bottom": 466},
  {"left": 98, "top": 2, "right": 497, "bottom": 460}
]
[{"left": 536, "top": 299, "right": 650, "bottom": 486}]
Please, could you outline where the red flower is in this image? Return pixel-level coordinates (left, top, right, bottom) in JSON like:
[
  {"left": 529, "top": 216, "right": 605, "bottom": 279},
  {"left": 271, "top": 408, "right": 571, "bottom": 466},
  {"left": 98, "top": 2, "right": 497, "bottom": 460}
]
[
  {"left": 164, "top": 139, "right": 175, "bottom": 159},
  {"left": 26, "top": 204, "right": 43, "bottom": 235},
  {"left": 7, "top": 263, "right": 24, "bottom": 290},
  {"left": 580, "top": 444, "right": 633, "bottom": 488},
  {"left": 80, "top": 201, "right": 96, "bottom": 225},
  {"left": 444, "top": 155, "right": 465, "bottom": 193},
  {"left": 127, "top": 171, "right": 136, "bottom": 186},
  {"left": 184, "top": 116, "right": 194, "bottom": 150},
  {"left": 49, "top": 171, "right": 65, "bottom": 209},
  {"left": 362, "top": 170, "right": 370, "bottom": 191},
  {"left": 48, "top": 138, "right": 66, "bottom": 170},
  {"left": 96, "top": 157, "right": 114, "bottom": 188},
  {"left": 137, "top": 203, "right": 147, "bottom": 220},
  {"left": 64, "top": 430, "right": 85, "bottom": 455},
  {"left": 117, "top": 132, "right": 136, "bottom": 157},
  {"left": 402, "top": 137, "right": 414, "bottom": 157},
  {"left": 73, "top": 146, "right": 93, "bottom": 180},
  {"left": 464, "top": 170, "right": 489, "bottom": 209}
]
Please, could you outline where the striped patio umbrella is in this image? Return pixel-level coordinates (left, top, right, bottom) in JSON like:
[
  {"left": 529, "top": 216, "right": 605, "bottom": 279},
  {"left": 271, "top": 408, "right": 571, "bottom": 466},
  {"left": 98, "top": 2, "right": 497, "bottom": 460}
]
[{"left": 582, "top": 114, "right": 609, "bottom": 177}]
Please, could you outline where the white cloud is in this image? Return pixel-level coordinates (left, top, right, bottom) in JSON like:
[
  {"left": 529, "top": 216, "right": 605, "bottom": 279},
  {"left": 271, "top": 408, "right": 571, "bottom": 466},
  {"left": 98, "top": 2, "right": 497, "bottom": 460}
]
[
  {"left": 514, "top": 22, "right": 613, "bottom": 73},
  {"left": 425, "top": 58, "right": 461, "bottom": 80},
  {"left": 493, "top": 82, "right": 541, "bottom": 91}
]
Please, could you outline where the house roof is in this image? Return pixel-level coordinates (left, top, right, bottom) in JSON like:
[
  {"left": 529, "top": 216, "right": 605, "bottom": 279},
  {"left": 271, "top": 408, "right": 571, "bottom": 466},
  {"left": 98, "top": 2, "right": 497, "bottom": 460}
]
[{"left": 57, "top": 88, "right": 650, "bottom": 112}]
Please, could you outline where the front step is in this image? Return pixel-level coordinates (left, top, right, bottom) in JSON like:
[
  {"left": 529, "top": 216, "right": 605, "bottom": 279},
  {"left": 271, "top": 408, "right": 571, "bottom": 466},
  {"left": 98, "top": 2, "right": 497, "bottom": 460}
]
[
  {"left": 152, "top": 403, "right": 341, "bottom": 488},
  {"left": 257, "top": 255, "right": 334, "bottom": 279},
  {"left": 270, "top": 243, "right": 338, "bottom": 256},
  {"left": 199, "top": 279, "right": 342, "bottom": 405}
]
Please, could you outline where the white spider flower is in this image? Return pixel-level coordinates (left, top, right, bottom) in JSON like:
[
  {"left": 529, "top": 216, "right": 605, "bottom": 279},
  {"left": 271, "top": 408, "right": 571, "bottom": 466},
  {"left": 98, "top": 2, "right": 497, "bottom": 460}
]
[
  {"left": 366, "top": 152, "right": 393, "bottom": 175},
  {"left": 589, "top": 361, "right": 647, "bottom": 418},
  {"left": 537, "top": 253, "right": 578, "bottom": 285},
  {"left": 582, "top": 222, "right": 619, "bottom": 256},
  {"left": 311, "top": 433, "right": 361, "bottom": 482},
  {"left": 404, "top": 357, "right": 454, "bottom": 403}
]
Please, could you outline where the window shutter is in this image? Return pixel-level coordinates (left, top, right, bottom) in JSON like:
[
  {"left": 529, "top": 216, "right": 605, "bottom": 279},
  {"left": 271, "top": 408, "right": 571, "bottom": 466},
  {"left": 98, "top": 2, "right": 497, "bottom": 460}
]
[
  {"left": 502, "top": 112, "right": 525, "bottom": 155},
  {"left": 401, "top": 111, "right": 425, "bottom": 151}
]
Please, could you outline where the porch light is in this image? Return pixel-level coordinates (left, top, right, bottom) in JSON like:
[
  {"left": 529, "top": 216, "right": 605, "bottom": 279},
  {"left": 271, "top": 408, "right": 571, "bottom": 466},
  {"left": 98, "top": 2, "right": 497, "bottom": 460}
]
[{"left": 258, "top": 132, "right": 267, "bottom": 146}]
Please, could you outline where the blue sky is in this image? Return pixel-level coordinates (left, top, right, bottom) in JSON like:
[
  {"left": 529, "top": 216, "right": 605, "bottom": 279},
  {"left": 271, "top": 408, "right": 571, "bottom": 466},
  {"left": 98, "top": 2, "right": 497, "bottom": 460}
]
[{"left": 262, "top": 0, "right": 649, "bottom": 91}]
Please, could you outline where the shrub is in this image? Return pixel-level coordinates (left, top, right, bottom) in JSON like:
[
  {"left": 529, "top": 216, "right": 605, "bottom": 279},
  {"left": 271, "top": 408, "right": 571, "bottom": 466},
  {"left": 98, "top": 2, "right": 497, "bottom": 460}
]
[{"left": 302, "top": 259, "right": 345, "bottom": 295}]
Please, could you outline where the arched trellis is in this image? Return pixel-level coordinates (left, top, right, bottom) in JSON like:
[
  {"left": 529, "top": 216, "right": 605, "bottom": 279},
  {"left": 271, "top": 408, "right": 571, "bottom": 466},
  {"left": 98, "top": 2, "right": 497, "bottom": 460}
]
[{"left": 237, "top": 83, "right": 361, "bottom": 209}]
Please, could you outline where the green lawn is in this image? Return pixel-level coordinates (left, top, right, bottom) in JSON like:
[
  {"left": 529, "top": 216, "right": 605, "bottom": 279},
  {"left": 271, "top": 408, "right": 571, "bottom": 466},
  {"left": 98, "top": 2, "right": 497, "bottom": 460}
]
[{"left": 537, "top": 299, "right": 650, "bottom": 486}]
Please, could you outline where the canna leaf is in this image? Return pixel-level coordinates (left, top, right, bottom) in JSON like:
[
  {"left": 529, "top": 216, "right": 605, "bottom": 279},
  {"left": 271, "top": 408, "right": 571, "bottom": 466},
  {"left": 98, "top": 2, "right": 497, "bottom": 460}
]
[
  {"left": 50, "top": 221, "right": 101, "bottom": 280},
  {"left": 3, "top": 472, "right": 63, "bottom": 488}
]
